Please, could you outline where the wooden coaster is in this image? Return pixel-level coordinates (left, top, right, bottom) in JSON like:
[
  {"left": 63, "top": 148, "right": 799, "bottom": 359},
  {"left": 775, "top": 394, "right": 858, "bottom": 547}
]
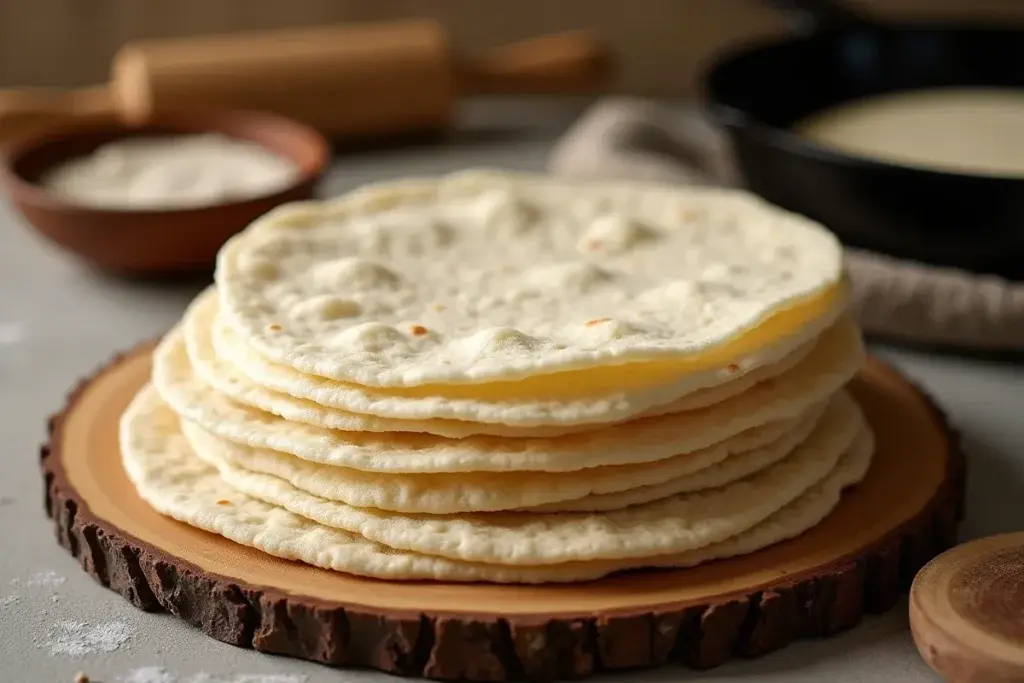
[
  {"left": 41, "top": 343, "right": 965, "bottom": 681},
  {"left": 911, "top": 533, "right": 1024, "bottom": 683}
]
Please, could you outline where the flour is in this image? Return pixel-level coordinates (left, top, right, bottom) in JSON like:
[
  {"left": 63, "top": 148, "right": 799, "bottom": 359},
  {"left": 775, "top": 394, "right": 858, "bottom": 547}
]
[
  {"left": 120, "top": 668, "right": 174, "bottom": 683},
  {"left": 0, "top": 322, "right": 25, "bottom": 346},
  {"left": 40, "top": 133, "right": 300, "bottom": 210},
  {"left": 44, "top": 619, "right": 133, "bottom": 656},
  {"left": 190, "top": 675, "right": 307, "bottom": 683},
  {"left": 27, "top": 570, "right": 67, "bottom": 588},
  {"left": 120, "top": 668, "right": 306, "bottom": 683}
]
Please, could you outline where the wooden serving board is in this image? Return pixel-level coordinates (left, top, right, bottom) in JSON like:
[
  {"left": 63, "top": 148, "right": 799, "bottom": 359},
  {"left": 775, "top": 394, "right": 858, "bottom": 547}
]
[{"left": 41, "top": 343, "right": 965, "bottom": 681}]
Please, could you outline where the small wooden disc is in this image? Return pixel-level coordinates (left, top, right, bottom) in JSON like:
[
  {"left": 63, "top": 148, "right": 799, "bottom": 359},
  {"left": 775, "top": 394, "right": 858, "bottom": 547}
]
[
  {"left": 911, "top": 533, "right": 1024, "bottom": 683},
  {"left": 42, "top": 343, "right": 965, "bottom": 681}
]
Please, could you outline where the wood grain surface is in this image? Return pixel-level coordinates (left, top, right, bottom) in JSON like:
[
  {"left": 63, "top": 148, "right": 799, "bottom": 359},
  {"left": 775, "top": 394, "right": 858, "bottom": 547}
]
[
  {"left": 41, "top": 341, "right": 966, "bottom": 681},
  {"left": 911, "top": 532, "right": 1024, "bottom": 683}
]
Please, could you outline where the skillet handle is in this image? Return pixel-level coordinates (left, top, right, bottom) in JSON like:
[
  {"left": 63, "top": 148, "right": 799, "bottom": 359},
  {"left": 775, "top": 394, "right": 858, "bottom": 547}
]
[{"left": 761, "top": 0, "right": 877, "bottom": 33}]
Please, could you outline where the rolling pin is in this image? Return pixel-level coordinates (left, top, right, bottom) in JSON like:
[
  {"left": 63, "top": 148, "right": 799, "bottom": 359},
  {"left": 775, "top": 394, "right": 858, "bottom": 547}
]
[{"left": 0, "top": 20, "right": 611, "bottom": 142}]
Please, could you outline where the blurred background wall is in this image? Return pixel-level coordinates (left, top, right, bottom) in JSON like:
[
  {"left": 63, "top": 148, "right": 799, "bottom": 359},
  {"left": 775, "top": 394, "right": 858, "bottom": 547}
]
[{"left": 5, "top": 0, "right": 1024, "bottom": 94}]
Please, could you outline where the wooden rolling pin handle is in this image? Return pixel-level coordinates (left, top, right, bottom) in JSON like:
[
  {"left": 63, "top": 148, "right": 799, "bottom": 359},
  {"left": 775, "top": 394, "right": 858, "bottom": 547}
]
[
  {"left": 456, "top": 30, "right": 612, "bottom": 95},
  {"left": 0, "top": 85, "right": 115, "bottom": 145},
  {"left": 0, "top": 85, "right": 113, "bottom": 118}
]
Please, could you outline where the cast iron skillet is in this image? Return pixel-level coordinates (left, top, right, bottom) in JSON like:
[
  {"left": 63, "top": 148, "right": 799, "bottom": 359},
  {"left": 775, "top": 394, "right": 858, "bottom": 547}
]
[{"left": 703, "top": 0, "right": 1024, "bottom": 279}]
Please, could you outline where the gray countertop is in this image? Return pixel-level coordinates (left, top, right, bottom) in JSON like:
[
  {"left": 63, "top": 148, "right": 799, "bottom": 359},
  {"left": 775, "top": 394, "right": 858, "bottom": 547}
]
[{"left": 1, "top": 99, "right": 1021, "bottom": 683}]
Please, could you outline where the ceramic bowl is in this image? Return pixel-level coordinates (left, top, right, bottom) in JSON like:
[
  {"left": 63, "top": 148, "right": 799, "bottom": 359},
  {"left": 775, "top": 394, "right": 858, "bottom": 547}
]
[{"left": 0, "top": 109, "right": 330, "bottom": 276}]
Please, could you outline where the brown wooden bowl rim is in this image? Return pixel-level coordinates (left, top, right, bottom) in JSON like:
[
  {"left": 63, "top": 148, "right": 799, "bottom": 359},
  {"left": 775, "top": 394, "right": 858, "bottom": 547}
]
[{"left": 0, "top": 107, "right": 331, "bottom": 218}]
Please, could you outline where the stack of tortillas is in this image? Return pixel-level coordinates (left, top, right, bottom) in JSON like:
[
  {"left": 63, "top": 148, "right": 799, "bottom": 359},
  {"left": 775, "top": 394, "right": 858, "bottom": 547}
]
[{"left": 120, "top": 169, "right": 876, "bottom": 583}]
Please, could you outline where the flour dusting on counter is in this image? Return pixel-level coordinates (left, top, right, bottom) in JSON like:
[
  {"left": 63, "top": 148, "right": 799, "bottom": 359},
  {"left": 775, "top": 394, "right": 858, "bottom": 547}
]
[
  {"left": 26, "top": 570, "right": 66, "bottom": 588},
  {"left": 120, "top": 668, "right": 306, "bottom": 683},
  {"left": 40, "top": 134, "right": 299, "bottom": 210},
  {"left": 120, "top": 667, "right": 174, "bottom": 683},
  {"left": 0, "top": 322, "right": 25, "bottom": 346},
  {"left": 43, "top": 619, "right": 133, "bottom": 656}
]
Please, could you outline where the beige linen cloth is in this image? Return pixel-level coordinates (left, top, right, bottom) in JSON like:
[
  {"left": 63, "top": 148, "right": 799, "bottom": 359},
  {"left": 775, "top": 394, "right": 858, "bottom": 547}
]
[{"left": 548, "top": 98, "right": 1024, "bottom": 351}]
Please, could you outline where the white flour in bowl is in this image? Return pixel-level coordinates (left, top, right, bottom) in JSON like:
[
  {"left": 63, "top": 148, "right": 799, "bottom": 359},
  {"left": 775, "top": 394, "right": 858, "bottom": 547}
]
[{"left": 40, "top": 133, "right": 300, "bottom": 210}]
